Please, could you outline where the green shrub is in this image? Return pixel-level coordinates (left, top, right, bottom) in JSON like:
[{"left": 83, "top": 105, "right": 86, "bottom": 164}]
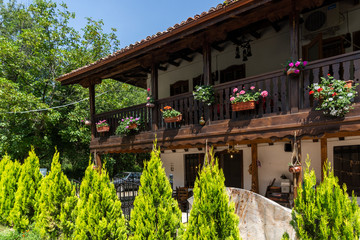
[
  {"left": 34, "top": 150, "right": 76, "bottom": 239},
  {"left": 129, "top": 140, "right": 182, "bottom": 239},
  {"left": 8, "top": 149, "right": 42, "bottom": 231},
  {"left": 0, "top": 159, "right": 21, "bottom": 225},
  {"left": 0, "top": 155, "right": 11, "bottom": 180},
  {"left": 184, "top": 148, "right": 241, "bottom": 240},
  {"left": 73, "top": 164, "right": 126, "bottom": 240},
  {"left": 291, "top": 155, "right": 360, "bottom": 239}
]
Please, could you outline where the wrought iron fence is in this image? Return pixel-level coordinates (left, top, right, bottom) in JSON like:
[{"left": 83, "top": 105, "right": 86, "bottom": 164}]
[{"left": 116, "top": 181, "right": 140, "bottom": 219}]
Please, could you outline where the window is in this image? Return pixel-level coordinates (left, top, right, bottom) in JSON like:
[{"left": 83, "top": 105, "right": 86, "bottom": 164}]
[
  {"left": 184, "top": 153, "right": 204, "bottom": 187},
  {"left": 333, "top": 145, "right": 360, "bottom": 195},
  {"left": 220, "top": 65, "right": 245, "bottom": 83},
  {"left": 170, "top": 80, "right": 189, "bottom": 96},
  {"left": 303, "top": 34, "right": 345, "bottom": 61}
]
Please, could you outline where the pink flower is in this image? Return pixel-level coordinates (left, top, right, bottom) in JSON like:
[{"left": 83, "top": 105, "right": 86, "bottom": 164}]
[
  {"left": 240, "top": 90, "right": 245, "bottom": 95},
  {"left": 260, "top": 90, "right": 268, "bottom": 98},
  {"left": 233, "top": 88, "right": 238, "bottom": 93},
  {"left": 122, "top": 119, "right": 124, "bottom": 121},
  {"left": 130, "top": 117, "right": 133, "bottom": 119},
  {"left": 136, "top": 118, "right": 139, "bottom": 120},
  {"left": 230, "top": 97, "right": 235, "bottom": 102},
  {"left": 147, "top": 97, "right": 150, "bottom": 100},
  {"left": 250, "top": 86, "right": 255, "bottom": 90},
  {"left": 289, "top": 62, "right": 294, "bottom": 67},
  {"left": 303, "top": 61, "right": 307, "bottom": 66},
  {"left": 147, "top": 88, "right": 150, "bottom": 92},
  {"left": 295, "top": 61, "right": 300, "bottom": 67},
  {"left": 294, "top": 69, "right": 300, "bottom": 74},
  {"left": 125, "top": 126, "right": 129, "bottom": 129},
  {"left": 236, "top": 93, "right": 240, "bottom": 96}
]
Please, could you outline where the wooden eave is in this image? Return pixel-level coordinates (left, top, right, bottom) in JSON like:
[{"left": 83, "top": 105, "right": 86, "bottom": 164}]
[{"left": 57, "top": 0, "right": 324, "bottom": 88}]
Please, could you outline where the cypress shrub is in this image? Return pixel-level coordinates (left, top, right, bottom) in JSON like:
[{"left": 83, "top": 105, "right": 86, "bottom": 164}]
[
  {"left": 73, "top": 163, "right": 127, "bottom": 240},
  {"left": 184, "top": 148, "right": 241, "bottom": 240},
  {"left": 0, "top": 154, "right": 11, "bottom": 179},
  {"left": 59, "top": 190, "right": 78, "bottom": 239},
  {"left": 129, "top": 140, "right": 182, "bottom": 239},
  {"left": 0, "top": 159, "right": 21, "bottom": 225},
  {"left": 8, "top": 148, "right": 42, "bottom": 231},
  {"left": 291, "top": 155, "right": 360, "bottom": 239},
  {"left": 34, "top": 150, "right": 77, "bottom": 239}
]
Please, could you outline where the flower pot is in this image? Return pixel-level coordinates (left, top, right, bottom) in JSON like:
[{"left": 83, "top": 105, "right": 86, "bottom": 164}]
[
  {"left": 231, "top": 101, "right": 256, "bottom": 111},
  {"left": 289, "top": 165, "right": 301, "bottom": 173},
  {"left": 96, "top": 126, "right": 110, "bottom": 133},
  {"left": 84, "top": 120, "right": 91, "bottom": 126},
  {"left": 164, "top": 114, "right": 182, "bottom": 123},
  {"left": 128, "top": 123, "right": 138, "bottom": 130},
  {"left": 146, "top": 102, "right": 155, "bottom": 108},
  {"left": 345, "top": 80, "right": 353, "bottom": 89},
  {"left": 287, "top": 67, "right": 299, "bottom": 76}
]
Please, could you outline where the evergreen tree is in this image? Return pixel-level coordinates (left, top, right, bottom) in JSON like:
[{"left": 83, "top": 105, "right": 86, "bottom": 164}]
[
  {"left": 0, "top": 158, "right": 21, "bottom": 225},
  {"left": 59, "top": 192, "right": 78, "bottom": 239},
  {"left": 291, "top": 155, "right": 360, "bottom": 239},
  {"left": 0, "top": 154, "right": 11, "bottom": 179},
  {"left": 129, "top": 140, "right": 182, "bottom": 239},
  {"left": 8, "top": 148, "right": 42, "bottom": 231},
  {"left": 73, "top": 163, "right": 127, "bottom": 240},
  {"left": 34, "top": 150, "right": 76, "bottom": 239},
  {"left": 184, "top": 148, "right": 241, "bottom": 240}
]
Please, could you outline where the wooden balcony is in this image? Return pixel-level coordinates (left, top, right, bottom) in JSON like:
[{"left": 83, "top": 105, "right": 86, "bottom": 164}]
[{"left": 91, "top": 51, "right": 360, "bottom": 153}]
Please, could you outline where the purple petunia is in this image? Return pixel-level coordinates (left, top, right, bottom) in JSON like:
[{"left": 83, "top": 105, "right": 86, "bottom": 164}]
[{"left": 289, "top": 62, "right": 294, "bottom": 67}]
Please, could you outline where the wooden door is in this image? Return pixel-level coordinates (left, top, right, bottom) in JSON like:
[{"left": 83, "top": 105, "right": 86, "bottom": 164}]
[{"left": 216, "top": 151, "right": 243, "bottom": 188}]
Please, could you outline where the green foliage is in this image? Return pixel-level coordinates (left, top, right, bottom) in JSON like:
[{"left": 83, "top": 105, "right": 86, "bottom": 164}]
[
  {"left": 129, "top": 140, "right": 182, "bottom": 239},
  {"left": 281, "top": 232, "right": 290, "bottom": 240},
  {"left": 0, "top": 154, "right": 11, "bottom": 179},
  {"left": 230, "top": 86, "right": 268, "bottom": 103},
  {"left": 115, "top": 116, "right": 141, "bottom": 136},
  {"left": 184, "top": 148, "right": 241, "bottom": 240},
  {"left": 8, "top": 149, "right": 42, "bottom": 231},
  {"left": 34, "top": 150, "right": 76, "bottom": 239},
  {"left": 73, "top": 163, "right": 126, "bottom": 240},
  {"left": 0, "top": 223, "right": 41, "bottom": 240},
  {"left": 0, "top": 158, "right": 21, "bottom": 225},
  {"left": 193, "top": 85, "right": 215, "bottom": 106},
  {"left": 160, "top": 106, "right": 181, "bottom": 118},
  {"left": 291, "top": 155, "right": 360, "bottom": 239}
]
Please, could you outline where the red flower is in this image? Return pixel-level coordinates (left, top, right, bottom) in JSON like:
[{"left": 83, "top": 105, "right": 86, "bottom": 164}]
[
  {"left": 332, "top": 92, "right": 337, "bottom": 96},
  {"left": 309, "top": 90, "right": 314, "bottom": 95},
  {"left": 327, "top": 74, "right": 331, "bottom": 76},
  {"left": 317, "top": 88, "right": 323, "bottom": 92}
]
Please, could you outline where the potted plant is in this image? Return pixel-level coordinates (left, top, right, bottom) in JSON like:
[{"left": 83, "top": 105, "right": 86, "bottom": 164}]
[
  {"left": 96, "top": 120, "right": 110, "bottom": 132},
  {"left": 288, "top": 162, "right": 301, "bottom": 173},
  {"left": 115, "top": 117, "right": 141, "bottom": 135},
  {"left": 146, "top": 88, "right": 155, "bottom": 108},
  {"left": 161, "top": 106, "right": 182, "bottom": 123},
  {"left": 308, "top": 74, "right": 358, "bottom": 117},
  {"left": 285, "top": 59, "right": 307, "bottom": 76},
  {"left": 193, "top": 85, "right": 215, "bottom": 106},
  {"left": 230, "top": 86, "right": 268, "bottom": 111}
]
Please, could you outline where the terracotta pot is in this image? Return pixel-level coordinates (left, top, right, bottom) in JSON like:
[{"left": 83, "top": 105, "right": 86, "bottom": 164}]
[
  {"left": 96, "top": 126, "right": 110, "bottom": 132},
  {"left": 289, "top": 165, "right": 301, "bottom": 173},
  {"left": 128, "top": 123, "right": 138, "bottom": 130},
  {"left": 287, "top": 67, "right": 300, "bottom": 76},
  {"left": 231, "top": 101, "right": 256, "bottom": 111},
  {"left": 146, "top": 102, "right": 155, "bottom": 108},
  {"left": 164, "top": 114, "right": 182, "bottom": 123},
  {"left": 345, "top": 80, "right": 353, "bottom": 89}
]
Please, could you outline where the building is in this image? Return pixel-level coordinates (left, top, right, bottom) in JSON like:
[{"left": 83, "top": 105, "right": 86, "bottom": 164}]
[{"left": 57, "top": 0, "right": 360, "bottom": 200}]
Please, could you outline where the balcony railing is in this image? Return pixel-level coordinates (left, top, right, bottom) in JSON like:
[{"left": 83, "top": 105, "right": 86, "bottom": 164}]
[{"left": 93, "top": 51, "right": 360, "bottom": 138}]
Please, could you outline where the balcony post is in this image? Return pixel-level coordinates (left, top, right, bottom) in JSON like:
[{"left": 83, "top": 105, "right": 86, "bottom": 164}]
[
  {"left": 89, "top": 83, "right": 96, "bottom": 139},
  {"left": 251, "top": 143, "right": 259, "bottom": 194},
  {"left": 151, "top": 63, "right": 159, "bottom": 131},
  {"left": 203, "top": 41, "right": 212, "bottom": 121},
  {"left": 289, "top": 0, "right": 300, "bottom": 113}
]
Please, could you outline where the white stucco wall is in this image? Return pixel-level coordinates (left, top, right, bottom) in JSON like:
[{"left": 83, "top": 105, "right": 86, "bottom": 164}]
[{"left": 160, "top": 137, "right": 360, "bottom": 198}]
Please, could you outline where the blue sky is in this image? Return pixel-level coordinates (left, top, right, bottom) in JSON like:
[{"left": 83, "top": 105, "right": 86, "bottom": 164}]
[{"left": 15, "top": 0, "right": 222, "bottom": 48}]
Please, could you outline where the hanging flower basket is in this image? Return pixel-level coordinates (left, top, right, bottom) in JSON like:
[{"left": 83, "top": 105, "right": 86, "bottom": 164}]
[
  {"left": 164, "top": 114, "right": 182, "bottom": 123},
  {"left": 289, "top": 165, "right": 302, "bottom": 173},
  {"left": 231, "top": 101, "right": 256, "bottom": 111},
  {"left": 287, "top": 67, "right": 299, "bottom": 76},
  {"left": 128, "top": 123, "right": 138, "bottom": 130},
  {"left": 96, "top": 126, "right": 110, "bottom": 133}
]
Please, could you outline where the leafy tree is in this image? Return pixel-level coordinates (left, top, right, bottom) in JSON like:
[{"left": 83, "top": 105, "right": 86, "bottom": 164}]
[
  {"left": 8, "top": 148, "right": 43, "bottom": 231},
  {"left": 34, "top": 150, "right": 76, "bottom": 239},
  {"left": 73, "top": 163, "right": 127, "bottom": 240},
  {"left": 184, "top": 148, "right": 241, "bottom": 240},
  {"left": 0, "top": 157, "right": 21, "bottom": 225},
  {"left": 0, "top": 0, "right": 146, "bottom": 176},
  {"left": 291, "top": 155, "right": 360, "bottom": 239},
  {"left": 129, "top": 140, "right": 182, "bottom": 239}
]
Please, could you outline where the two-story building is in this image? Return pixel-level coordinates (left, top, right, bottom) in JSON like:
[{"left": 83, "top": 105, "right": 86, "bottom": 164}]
[{"left": 57, "top": 0, "right": 360, "bottom": 199}]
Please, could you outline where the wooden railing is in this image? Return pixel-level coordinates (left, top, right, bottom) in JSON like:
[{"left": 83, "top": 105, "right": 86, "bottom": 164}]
[{"left": 93, "top": 51, "right": 360, "bottom": 137}]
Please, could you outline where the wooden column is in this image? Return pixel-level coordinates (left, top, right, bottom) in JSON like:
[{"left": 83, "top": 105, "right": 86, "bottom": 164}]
[
  {"left": 321, "top": 138, "right": 328, "bottom": 181},
  {"left": 251, "top": 143, "right": 259, "bottom": 193},
  {"left": 293, "top": 139, "right": 302, "bottom": 199},
  {"left": 289, "top": 0, "right": 300, "bottom": 113},
  {"left": 89, "top": 84, "right": 96, "bottom": 139},
  {"left": 202, "top": 41, "right": 212, "bottom": 85},
  {"left": 151, "top": 63, "right": 159, "bottom": 131}
]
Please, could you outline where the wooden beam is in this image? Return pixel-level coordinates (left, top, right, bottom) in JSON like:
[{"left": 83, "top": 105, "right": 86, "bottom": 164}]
[
  {"left": 95, "top": 152, "right": 102, "bottom": 169},
  {"left": 320, "top": 138, "right": 327, "bottom": 181},
  {"left": 203, "top": 41, "right": 212, "bottom": 85},
  {"left": 270, "top": 21, "right": 281, "bottom": 32},
  {"left": 251, "top": 143, "right": 259, "bottom": 193},
  {"left": 89, "top": 84, "right": 96, "bottom": 140},
  {"left": 180, "top": 54, "right": 193, "bottom": 62}
]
